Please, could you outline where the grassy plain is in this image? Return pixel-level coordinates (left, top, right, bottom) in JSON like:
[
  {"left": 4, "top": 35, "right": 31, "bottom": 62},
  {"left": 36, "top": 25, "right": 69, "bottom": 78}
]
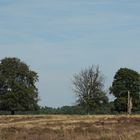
[{"left": 0, "top": 115, "right": 140, "bottom": 140}]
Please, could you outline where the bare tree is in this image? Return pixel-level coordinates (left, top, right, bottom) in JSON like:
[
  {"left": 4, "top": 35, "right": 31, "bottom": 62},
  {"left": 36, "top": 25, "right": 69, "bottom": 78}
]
[{"left": 72, "top": 65, "right": 108, "bottom": 114}]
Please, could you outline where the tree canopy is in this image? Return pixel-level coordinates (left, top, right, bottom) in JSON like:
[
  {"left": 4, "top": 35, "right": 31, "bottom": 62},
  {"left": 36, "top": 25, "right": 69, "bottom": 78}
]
[
  {"left": 72, "top": 65, "right": 108, "bottom": 114},
  {"left": 0, "top": 57, "right": 39, "bottom": 114},
  {"left": 110, "top": 68, "right": 140, "bottom": 112}
]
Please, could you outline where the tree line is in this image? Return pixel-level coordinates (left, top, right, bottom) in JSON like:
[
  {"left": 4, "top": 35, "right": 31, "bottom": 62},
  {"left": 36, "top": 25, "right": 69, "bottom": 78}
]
[{"left": 0, "top": 57, "right": 140, "bottom": 115}]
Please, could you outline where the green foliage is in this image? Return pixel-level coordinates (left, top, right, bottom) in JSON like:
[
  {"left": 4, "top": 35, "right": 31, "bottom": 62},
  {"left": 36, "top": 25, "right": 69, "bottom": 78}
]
[
  {"left": 110, "top": 68, "right": 140, "bottom": 112},
  {"left": 114, "top": 97, "right": 127, "bottom": 112},
  {"left": 0, "top": 57, "right": 39, "bottom": 114},
  {"left": 39, "top": 106, "right": 85, "bottom": 115},
  {"left": 39, "top": 104, "right": 113, "bottom": 115}
]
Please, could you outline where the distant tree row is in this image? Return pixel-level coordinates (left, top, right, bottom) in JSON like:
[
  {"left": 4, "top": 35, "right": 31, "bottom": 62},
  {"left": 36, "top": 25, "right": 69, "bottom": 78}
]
[{"left": 0, "top": 57, "right": 140, "bottom": 115}]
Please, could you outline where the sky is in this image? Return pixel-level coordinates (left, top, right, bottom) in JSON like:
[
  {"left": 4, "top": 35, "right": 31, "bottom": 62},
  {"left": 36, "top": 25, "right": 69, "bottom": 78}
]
[{"left": 0, "top": 0, "right": 140, "bottom": 107}]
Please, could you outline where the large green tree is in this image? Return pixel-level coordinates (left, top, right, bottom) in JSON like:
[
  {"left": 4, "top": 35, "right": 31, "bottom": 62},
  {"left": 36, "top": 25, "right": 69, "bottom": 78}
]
[
  {"left": 72, "top": 65, "right": 108, "bottom": 114},
  {"left": 110, "top": 68, "right": 140, "bottom": 113},
  {"left": 0, "top": 57, "right": 39, "bottom": 115}
]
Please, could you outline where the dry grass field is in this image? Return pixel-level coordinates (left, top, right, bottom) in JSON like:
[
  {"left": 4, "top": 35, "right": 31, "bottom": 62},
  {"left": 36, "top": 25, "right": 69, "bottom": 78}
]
[{"left": 0, "top": 115, "right": 140, "bottom": 140}]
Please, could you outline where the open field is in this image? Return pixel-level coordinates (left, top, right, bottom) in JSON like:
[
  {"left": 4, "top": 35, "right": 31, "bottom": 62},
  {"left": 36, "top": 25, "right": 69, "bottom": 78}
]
[{"left": 0, "top": 115, "right": 140, "bottom": 140}]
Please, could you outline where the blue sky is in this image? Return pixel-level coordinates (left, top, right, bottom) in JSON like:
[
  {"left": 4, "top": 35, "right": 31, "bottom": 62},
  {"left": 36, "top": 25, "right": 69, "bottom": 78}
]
[{"left": 0, "top": 0, "right": 140, "bottom": 107}]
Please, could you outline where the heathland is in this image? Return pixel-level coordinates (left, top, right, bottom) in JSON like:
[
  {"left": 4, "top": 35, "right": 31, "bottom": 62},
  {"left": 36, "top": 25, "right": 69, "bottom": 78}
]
[{"left": 0, "top": 115, "right": 140, "bottom": 140}]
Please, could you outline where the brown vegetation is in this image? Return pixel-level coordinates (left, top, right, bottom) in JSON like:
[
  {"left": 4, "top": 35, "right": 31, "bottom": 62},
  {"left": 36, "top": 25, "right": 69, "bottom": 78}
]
[{"left": 0, "top": 115, "right": 140, "bottom": 140}]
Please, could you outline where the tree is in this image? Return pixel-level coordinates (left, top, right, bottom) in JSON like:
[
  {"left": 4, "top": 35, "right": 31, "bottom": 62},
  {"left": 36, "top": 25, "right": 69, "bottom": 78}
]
[
  {"left": 0, "top": 57, "right": 39, "bottom": 115},
  {"left": 72, "top": 65, "right": 108, "bottom": 114},
  {"left": 110, "top": 68, "right": 140, "bottom": 114}
]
